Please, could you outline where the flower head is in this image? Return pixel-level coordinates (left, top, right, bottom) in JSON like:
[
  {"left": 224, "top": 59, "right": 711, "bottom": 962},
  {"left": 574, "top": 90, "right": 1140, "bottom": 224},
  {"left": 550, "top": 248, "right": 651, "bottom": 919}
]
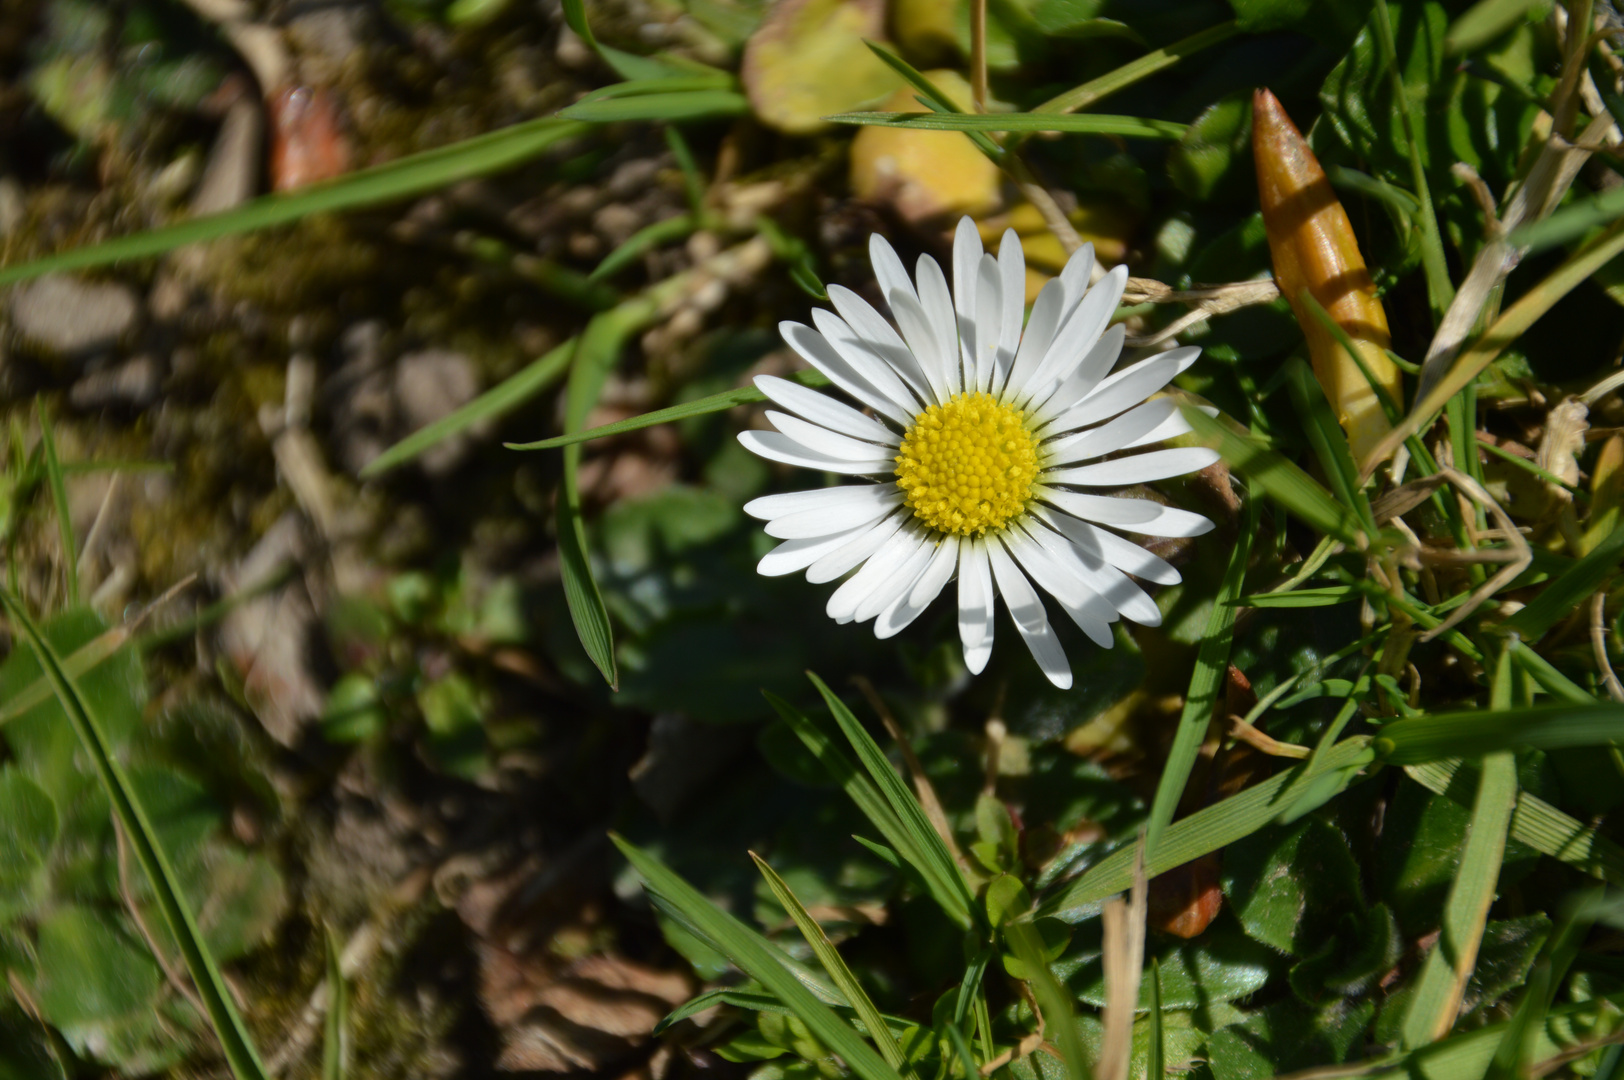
[{"left": 740, "top": 218, "right": 1219, "bottom": 688}]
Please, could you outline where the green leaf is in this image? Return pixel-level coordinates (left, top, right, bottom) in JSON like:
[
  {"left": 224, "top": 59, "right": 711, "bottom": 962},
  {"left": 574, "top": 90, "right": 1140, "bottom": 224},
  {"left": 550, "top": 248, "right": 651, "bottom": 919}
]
[
  {"left": 1145, "top": 495, "right": 1256, "bottom": 859},
  {"left": 1231, "top": 587, "right": 1360, "bottom": 608},
  {"left": 823, "top": 111, "right": 1187, "bottom": 139},
  {"left": 613, "top": 835, "right": 906, "bottom": 1080},
  {"left": 1501, "top": 524, "right": 1624, "bottom": 640},
  {"left": 32, "top": 904, "right": 161, "bottom": 1028},
  {"left": 0, "top": 767, "right": 57, "bottom": 919},
  {"left": 558, "top": 0, "right": 698, "bottom": 79},
  {"left": 1507, "top": 184, "right": 1624, "bottom": 253},
  {"left": 1445, "top": 0, "right": 1551, "bottom": 56},
  {"left": 509, "top": 369, "right": 831, "bottom": 451},
  {"left": 1376, "top": 703, "right": 1624, "bottom": 764},
  {"left": 560, "top": 90, "right": 750, "bottom": 122},
  {"left": 589, "top": 213, "right": 701, "bottom": 282},
  {"left": 1006, "top": 920, "right": 1090, "bottom": 1080},
  {"left": 1222, "top": 816, "right": 1365, "bottom": 956},
  {"left": 0, "top": 119, "right": 588, "bottom": 287},
  {"left": 1284, "top": 358, "right": 1377, "bottom": 534},
  {"left": 323, "top": 925, "right": 349, "bottom": 1080},
  {"left": 1039, "top": 737, "right": 1375, "bottom": 920},
  {"left": 38, "top": 409, "right": 76, "bottom": 604},
  {"left": 0, "top": 590, "right": 271, "bottom": 1080},
  {"left": 1168, "top": 92, "right": 1252, "bottom": 201},
  {"left": 1033, "top": 20, "right": 1240, "bottom": 115}
]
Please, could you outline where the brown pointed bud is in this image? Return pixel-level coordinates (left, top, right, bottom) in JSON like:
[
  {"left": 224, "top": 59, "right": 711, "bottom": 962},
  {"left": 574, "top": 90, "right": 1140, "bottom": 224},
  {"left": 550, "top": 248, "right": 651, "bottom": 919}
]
[{"left": 1253, "top": 88, "right": 1401, "bottom": 461}]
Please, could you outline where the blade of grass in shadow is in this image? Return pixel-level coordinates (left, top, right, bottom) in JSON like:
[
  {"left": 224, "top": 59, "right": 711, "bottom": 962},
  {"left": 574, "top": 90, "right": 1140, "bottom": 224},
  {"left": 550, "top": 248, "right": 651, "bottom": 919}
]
[
  {"left": 1146, "top": 960, "right": 1164, "bottom": 1080},
  {"left": 1033, "top": 21, "right": 1237, "bottom": 114},
  {"left": 766, "top": 690, "right": 973, "bottom": 930},
  {"left": 559, "top": 90, "right": 750, "bottom": 122},
  {"left": 0, "top": 588, "right": 270, "bottom": 1080},
  {"left": 1144, "top": 496, "right": 1257, "bottom": 859},
  {"left": 37, "top": 409, "right": 76, "bottom": 605},
  {"left": 1401, "top": 644, "right": 1519, "bottom": 1048},
  {"left": 1375, "top": 702, "right": 1624, "bottom": 763},
  {"left": 1006, "top": 920, "right": 1091, "bottom": 1080},
  {"left": 613, "top": 835, "right": 906, "bottom": 1080},
  {"left": 752, "top": 854, "right": 910, "bottom": 1074},
  {"left": 588, "top": 213, "right": 702, "bottom": 282},
  {"left": 822, "top": 112, "right": 1187, "bottom": 138},
  {"left": 1038, "top": 737, "right": 1375, "bottom": 919},
  {"left": 1284, "top": 358, "right": 1378, "bottom": 536},
  {"left": 1182, "top": 407, "right": 1363, "bottom": 545},
  {"left": 0, "top": 119, "right": 589, "bottom": 286},
  {"left": 808, "top": 673, "right": 979, "bottom": 929},
  {"left": 1502, "top": 524, "right": 1624, "bottom": 640},
  {"left": 507, "top": 369, "right": 831, "bottom": 450},
  {"left": 322, "top": 926, "right": 349, "bottom": 1080}
]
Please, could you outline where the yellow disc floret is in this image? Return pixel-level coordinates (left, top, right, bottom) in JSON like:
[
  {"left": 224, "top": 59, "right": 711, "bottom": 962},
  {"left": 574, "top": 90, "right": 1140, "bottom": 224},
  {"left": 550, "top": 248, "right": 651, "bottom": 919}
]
[{"left": 894, "top": 392, "right": 1039, "bottom": 537}]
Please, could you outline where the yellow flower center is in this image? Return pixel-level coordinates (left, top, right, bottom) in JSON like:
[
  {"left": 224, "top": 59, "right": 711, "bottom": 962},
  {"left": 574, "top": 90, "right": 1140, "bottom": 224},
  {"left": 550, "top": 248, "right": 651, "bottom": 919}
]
[{"left": 894, "top": 392, "right": 1039, "bottom": 537}]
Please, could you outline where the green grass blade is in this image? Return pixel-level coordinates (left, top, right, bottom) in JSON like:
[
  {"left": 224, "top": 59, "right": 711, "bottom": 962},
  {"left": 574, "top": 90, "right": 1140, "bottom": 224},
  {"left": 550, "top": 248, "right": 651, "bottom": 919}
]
[
  {"left": 1375, "top": 703, "right": 1624, "bottom": 763},
  {"left": 1446, "top": 0, "right": 1550, "bottom": 55},
  {"left": 1402, "top": 646, "right": 1518, "bottom": 1047},
  {"left": 1502, "top": 524, "right": 1624, "bottom": 640},
  {"left": 1144, "top": 495, "right": 1257, "bottom": 859},
  {"left": 361, "top": 337, "right": 577, "bottom": 477},
  {"left": 508, "top": 369, "right": 831, "bottom": 450},
  {"left": 822, "top": 112, "right": 1187, "bottom": 138},
  {"left": 613, "top": 835, "right": 906, "bottom": 1080},
  {"left": 1284, "top": 357, "right": 1378, "bottom": 535},
  {"left": 1039, "top": 738, "right": 1375, "bottom": 919},
  {"left": 1006, "top": 921, "right": 1091, "bottom": 1080},
  {"left": 752, "top": 854, "right": 910, "bottom": 1074},
  {"left": 1232, "top": 586, "right": 1360, "bottom": 608},
  {"left": 0, "top": 589, "right": 271, "bottom": 1080},
  {"left": 558, "top": 0, "right": 697, "bottom": 78},
  {"left": 1406, "top": 760, "right": 1624, "bottom": 884},
  {"left": 1507, "top": 181, "right": 1624, "bottom": 253},
  {"left": 588, "top": 213, "right": 700, "bottom": 282},
  {"left": 665, "top": 126, "right": 706, "bottom": 212},
  {"left": 943, "top": 1018, "right": 982, "bottom": 1080},
  {"left": 37, "top": 409, "right": 76, "bottom": 605},
  {"left": 0, "top": 119, "right": 588, "bottom": 286},
  {"left": 559, "top": 90, "right": 750, "bottom": 122},
  {"left": 1146, "top": 960, "right": 1164, "bottom": 1080},
  {"left": 1033, "top": 20, "right": 1238, "bottom": 114},
  {"left": 573, "top": 74, "right": 735, "bottom": 99},
  {"left": 1183, "top": 407, "right": 1364, "bottom": 545},
  {"left": 1510, "top": 640, "right": 1595, "bottom": 704},
  {"left": 807, "top": 673, "right": 978, "bottom": 929},
  {"left": 322, "top": 925, "right": 349, "bottom": 1080},
  {"left": 859, "top": 44, "right": 1003, "bottom": 158}
]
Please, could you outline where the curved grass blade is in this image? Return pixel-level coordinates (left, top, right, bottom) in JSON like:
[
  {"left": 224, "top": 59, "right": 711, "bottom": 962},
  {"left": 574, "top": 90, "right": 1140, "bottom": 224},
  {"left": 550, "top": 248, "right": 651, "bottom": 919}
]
[
  {"left": 1502, "top": 523, "right": 1624, "bottom": 640},
  {"left": 823, "top": 112, "right": 1187, "bottom": 139},
  {"left": 559, "top": 0, "right": 700, "bottom": 79},
  {"left": 1033, "top": 20, "right": 1238, "bottom": 114},
  {"left": 1376, "top": 703, "right": 1624, "bottom": 764},
  {"left": 0, "top": 589, "right": 270, "bottom": 1080},
  {"left": 560, "top": 90, "right": 750, "bottom": 123},
  {"left": 589, "top": 213, "right": 701, "bottom": 282},
  {"left": 0, "top": 119, "right": 589, "bottom": 286},
  {"left": 613, "top": 835, "right": 906, "bottom": 1080}
]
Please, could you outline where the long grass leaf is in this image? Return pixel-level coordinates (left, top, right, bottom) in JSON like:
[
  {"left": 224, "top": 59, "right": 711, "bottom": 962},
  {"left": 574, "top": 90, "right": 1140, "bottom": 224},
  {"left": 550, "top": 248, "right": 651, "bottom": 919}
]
[
  {"left": 1401, "top": 646, "right": 1519, "bottom": 1048},
  {"left": 823, "top": 112, "right": 1187, "bottom": 138},
  {"left": 508, "top": 369, "right": 831, "bottom": 450},
  {"left": 37, "top": 410, "right": 76, "bottom": 605},
  {"left": 0, "top": 589, "right": 270, "bottom": 1080},
  {"left": 1039, "top": 738, "right": 1375, "bottom": 919},
  {"left": 1502, "top": 524, "right": 1624, "bottom": 639},
  {"left": 322, "top": 925, "right": 349, "bottom": 1080},
  {"left": 559, "top": 90, "right": 750, "bottom": 122},
  {"left": 752, "top": 855, "right": 909, "bottom": 1073},
  {"left": 0, "top": 119, "right": 588, "bottom": 286},
  {"left": 588, "top": 213, "right": 701, "bottom": 282},
  {"left": 1144, "top": 496, "right": 1256, "bottom": 858},
  {"left": 1146, "top": 960, "right": 1164, "bottom": 1080},
  {"left": 558, "top": 0, "right": 698, "bottom": 78},
  {"left": 613, "top": 836, "right": 905, "bottom": 1080},
  {"left": 1006, "top": 921, "right": 1091, "bottom": 1080},
  {"left": 1183, "top": 407, "right": 1363, "bottom": 545},
  {"left": 1376, "top": 702, "right": 1624, "bottom": 763},
  {"left": 1284, "top": 358, "right": 1378, "bottom": 533},
  {"left": 1033, "top": 21, "right": 1238, "bottom": 114}
]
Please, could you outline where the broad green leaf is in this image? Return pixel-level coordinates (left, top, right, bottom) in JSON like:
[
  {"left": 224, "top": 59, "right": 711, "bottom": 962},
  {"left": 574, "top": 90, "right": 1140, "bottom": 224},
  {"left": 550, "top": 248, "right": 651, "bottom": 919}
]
[
  {"left": 509, "top": 369, "right": 831, "bottom": 451},
  {"left": 31, "top": 903, "right": 161, "bottom": 1028},
  {"left": 1041, "top": 738, "right": 1374, "bottom": 920},
  {"left": 1071, "top": 930, "right": 1274, "bottom": 1009},
  {"left": 1222, "top": 815, "right": 1364, "bottom": 956},
  {"left": 0, "top": 119, "right": 588, "bottom": 287},
  {"left": 1445, "top": 0, "right": 1551, "bottom": 56},
  {"left": 613, "top": 835, "right": 905, "bottom": 1080},
  {"left": 1168, "top": 92, "right": 1252, "bottom": 201},
  {"left": 0, "top": 767, "right": 57, "bottom": 919},
  {"left": 1376, "top": 703, "right": 1624, "bottom": 764},
  {"left": 824, "top": 111, "right": 1187, "bottom": 139},
  {"left": 0, "top": 590, "right": 271, "bottom": 1080}
]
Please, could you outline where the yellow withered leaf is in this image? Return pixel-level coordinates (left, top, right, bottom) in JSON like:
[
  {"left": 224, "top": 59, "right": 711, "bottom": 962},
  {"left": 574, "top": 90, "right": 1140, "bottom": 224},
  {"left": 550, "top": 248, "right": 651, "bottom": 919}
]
[
  {"left": 849, "top": 70, "right": 1002, "bottom": 227},
  {"left": 742, "top": 0, "right": 904, "bottom": 135},
  {"left": 1253, "top": 88, "right": 1401, "bottom": 463}
]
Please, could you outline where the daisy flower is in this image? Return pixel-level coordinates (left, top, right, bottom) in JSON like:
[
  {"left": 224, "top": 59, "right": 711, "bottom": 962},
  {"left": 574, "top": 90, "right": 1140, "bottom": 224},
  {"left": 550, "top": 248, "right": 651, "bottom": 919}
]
[{"left": 739, "top": 218, "right": 1219, "bottom": 689}]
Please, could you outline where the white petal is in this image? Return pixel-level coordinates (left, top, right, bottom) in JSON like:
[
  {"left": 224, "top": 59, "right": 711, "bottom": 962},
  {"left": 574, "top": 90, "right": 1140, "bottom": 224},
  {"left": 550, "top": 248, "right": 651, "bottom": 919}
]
[
  {"left": 765, "top": 488, "right": 905, "bottom": 539},
  {"left": 1123, "top": 403, "right": 1216, "bottom": 449},
  {"left": 1030, "top": 324, "right": 1126, "bottom": 429},
  {"left": 738, "top": 429, "right": 895, "bottom": 475},
  {"left": 958, "top": 539, "right": 995, "bottom": 673},
  {"left": 1034, "top": 487, "right": 1165, "bottom": 527},
  {"left": 870, "top": 233, "right": 919, "bottom": 312},
  {"left": 1041, "top": 399, "right": 1179, "bottom": 466},
  {"left": 1016, "top": 266, "right": 1126, "bottom": 409},
  {"left": 1002, "top": 276, "right": 1065, "bottom": 402},
  {"left": 781, "top": 320, "right": 916, "bottom": 427},
  {"left": 767, "top": 410, "right": 895, "bottom": 461},
  {"left": 889, "top": 287, "right": 953, "bottom": 405},
  {"left": 746, "top": 484, "right": 894, "bottom": 520},
  {"left": 855, "top": 532, "right": 936, "bottom": 623},
  {"left": 916, "top": 255, "right": 963, "bottom": 396},
  {"left": 1029, "top": 507, "right": 1163, "bottom": 622},
  {"left": 987, "top": 537, "right": 1072, "bottom": 689},
  {"left": 813, "top": 304, "right": 931, "bottom": 413},
  {"left": 875, "top": 536, "right": 957, "bottom": 639},
  {"left": 995, "top": 229, "right": 1025, "bottom": 387},
  {"left": 953, "top": 218, "right": 983, "bottom": 379},
  {"left": 755, "top": 375, "right": 898, "bottom": 447},
  {"left": 1056, "top": 242, "right": 1095, "bottom": 317},
  {"left": 1046, "top": 446, "right": 1220, "bottom": 487},
  {"left": 1046, "top": 346, "right": 1201, "bottom": 433},
  {"left": 1116, "top": 504, "right": 1214, "bottom": 539},
  {"left": 828, "top": 527, "right": 926, "bottom": 622},
  {"left": 1006, "top": 524, "right": 1115, "bottom": 648},
  {"left": 1075, "top": 519, "right": 1184, "bottom": 584},
  {"left": 807, "top": 509, "right": 907, "bottom": 584},
  {"left": 974, "top": 254, "right": 1002, "bottom": 392},
  {"left": 757, "top": 526, "right": 868, "bottom": 576}
]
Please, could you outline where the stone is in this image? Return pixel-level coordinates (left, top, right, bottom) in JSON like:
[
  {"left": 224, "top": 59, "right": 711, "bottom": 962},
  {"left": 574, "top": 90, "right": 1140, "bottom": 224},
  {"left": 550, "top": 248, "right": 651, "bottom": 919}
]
[
  {"left": 394, "top": 348, "right": 484, "bottom": 476},
  {"left": 69, "top": 354, "right": 161, "bottom": 410},
  {"left": 10, "top": 274, "right": 139, "bottom": 356}
]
